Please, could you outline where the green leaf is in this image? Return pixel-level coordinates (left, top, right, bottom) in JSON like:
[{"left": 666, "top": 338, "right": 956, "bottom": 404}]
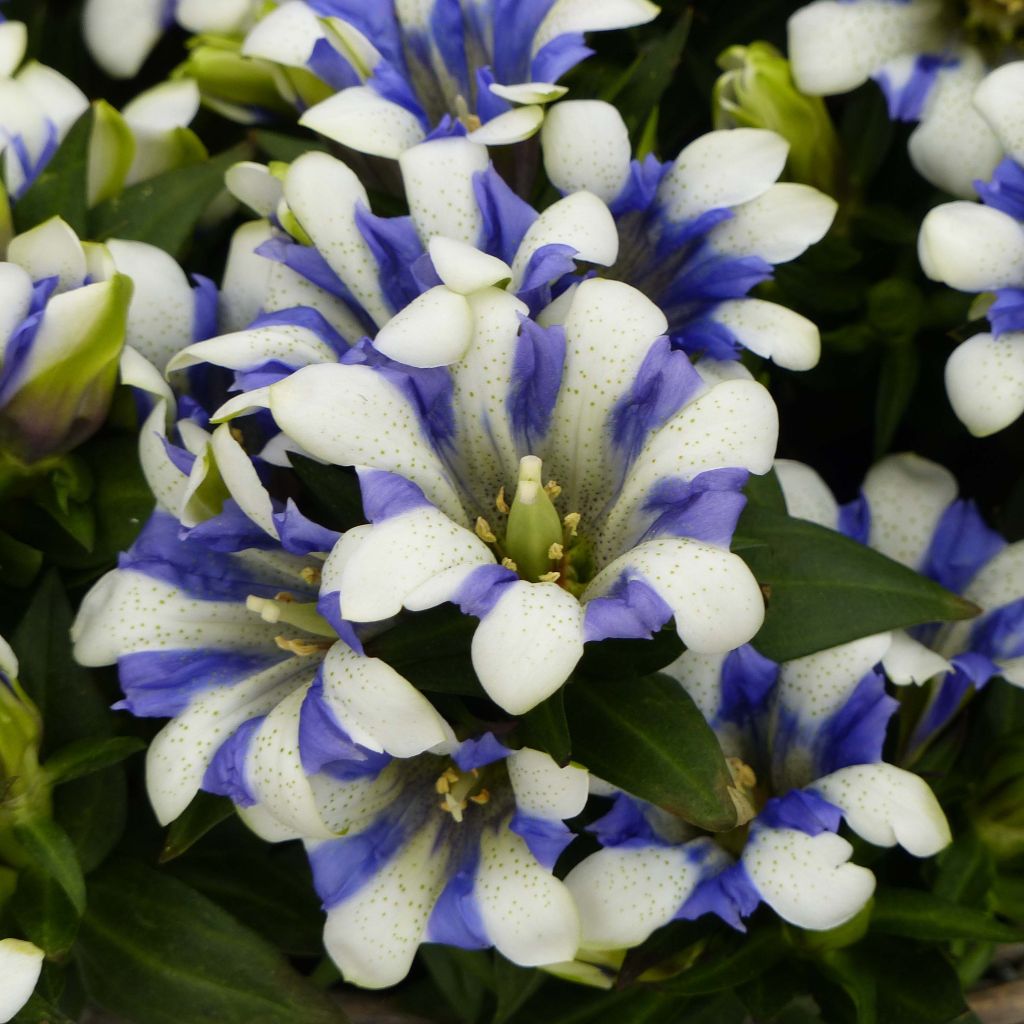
[
  {"left": 734, "top": 505, "right": 978, "bottom": 662},
  {"left": 575, "top": 630, "right": 684, "bottom": 682},
  {"left": 43, "top": 736, "right": 145, "bottom": 786},
  {"left": 253, "top": 129, "right": 330, "bottom": 164},
  {"left": 160, "top": 792, "right": 235, "bottom": 863},
  {"left": 76, "top": 860, "right": 345, "bottom": 1024},
  {"left": 9, "top": 867, "right": 80, "bottom": 956},
  {"left": 932, "top": 829, "right": 995, "bottom": 907},
  {"left": 518, "top": 690, "right": 571, "bottom": 767},
  {"left": 871, "top": 888, "right": 1021, "bottom": 943},
  {"left": 744, "top": 467, "right": 787, "bottom": 513},
  {"left": 288, "top": 453, "right": 366, "bottom": 532},
  {"left": 12, "top": 816, "right": 86, "bottom": 914},
  {"left": 53, "top": 767, "right": 128, "bottom": 874},
  {"left": 875, "top": 344, "right": 919, "bottom": 457},
  {"left": 13, "top": 108, "right": 92, "bottom": 235},
  {"left": 565, "top": 672, "right": 737, "bottom": 831},
  {"left": 861, "top": 942, "right": 975, "bottom": 1024},
  {"left": 493, "top": 955, "right": 543, "bottom": 1024},
  {"left": 0, "top": 528, "right": 42, "bottom": 588},
  {"left": 11, "top": 992, "right": 77, "bottom": 1024},
  {"left": 88, "top": 144, "right": 249, "bottom": 258},
  {"left": 658, "top": 925, "right": 787, "bottom": 995},
  {"left": 420, "top": 946, "right": 493, "bottom": 1024}
]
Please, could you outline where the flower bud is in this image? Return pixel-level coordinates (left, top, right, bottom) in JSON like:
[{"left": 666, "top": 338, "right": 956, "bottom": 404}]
[
  {"left": 0, "top": 638, "right": 47, "bottom": 832},
  {"left": 713, "top": 42, "right": 843, "bottom": 197}
]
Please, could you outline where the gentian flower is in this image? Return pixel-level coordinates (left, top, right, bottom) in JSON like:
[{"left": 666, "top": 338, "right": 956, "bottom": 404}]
[
  {"left": 540, "top": 104, "right": 837, "bottom": 366},
  {"left": 186, "top": 0, "right": 659, "bottom": 154},
  {"left": 0, "top": 937, "right": 43, "bottom": 1023},
  {"left": 787, "top": 0, "right": 1023, "bottom": 197}
]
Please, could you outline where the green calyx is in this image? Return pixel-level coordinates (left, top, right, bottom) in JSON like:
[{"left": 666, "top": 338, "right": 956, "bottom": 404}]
[{"left": 504, "top": 456, "right": 565, "bottom": 583}]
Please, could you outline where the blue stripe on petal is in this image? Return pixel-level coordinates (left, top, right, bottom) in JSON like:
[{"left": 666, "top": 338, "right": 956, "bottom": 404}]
[
  {"left": 366, "top": 60, "right": 429, "bottom": 123},
  {"left": 246, "top": 306, "right": 351, "bottom": 357},
  {"left": 475, "top": 66, "right": 512, "bottom": 124},
  {"left": 307, "top": 37, "right": 362, "bottom": 91},
  {"left": 474, "top": 167, "right": 538, "bottom": 265},
  {"left": 159, "top": 435, "right": 196, "bottom": 477},
  {"left": 531, "top": 34, "right": 593, "bottom": 84},
  {"left": 183, "top": 500, "right": 278, "bottom": 553},
  {"left": 316, "top": 591, "right": 365, "bottom": 655},
  {"left": 427, "top": 851, "right": 489, "bottom": 949},
  {"left": 988, "top": 289, "right": 1024, "bottom": 336},
  {"left": 669, "top": 318, "right": 742, "bottom": 361},
  {"left": 454, "top": 563, "right": 518, "bottom": 618},
  {"left": 874, "top": 54, "right": 956, "bottom": 122},
  {"left": 814, "top": 669, "right": 897, "bottom": 776},
  {"left": 609, "top": 156, "right": 668, "bottom": 216},
  {"left": 202, "top": 716, "right": 263, "bottom": 806},
  {"left": 453, "top": 732, "right": 511, "bottom": 771},
  {"left": 429, "top": 0, "right": 471, "bottom": 98},
  {"left": 507, "top": 315, "right": 566, "bottom": 451},
  {"left": 588, "top": 792, "right": 663, "bottom": 847},
  {"left": 510, "top": 812, "right": 573, "bottom": 870},
  {"left": 492, "top": 0, "right": 558, "bottom": 82},
  {"left": 757, "top": 789, "right": 842, "bottom": 835},
  {"left": 191, "top": 274, "right": 219, "bottom": 342},
  {"left": 0, "top": 276, "right": 60, "bottom": 403},
  {"left": 517, "top": 242, "right": 578, "bottom": 298},
  {"left": 10, "top": 120, "right": 59, "bottom": 200},
  {"left": 975, "top": 158, "right": 1024, "bottom": 221},
  {"left": 305, "top": 0, "right": 405, "bottom": 69},
  {"left": 352, "top": 204, "right": 426, "bottom": 316},
  {"left": 838, "top": 494, "right": 871, "bottom": 544},
  {"left": 921, "top": 499, "right": 1004, "bottom": 593},
  {"left": 973, "top": 597, "right": 1024, "bottom": 663},
  {"left": 310, "top": 815, "right": 409, "bottom": 908},
  {"left": 676, "top": 859, "right": 760, "bottom": 931},
  {"left": 582, "top": 574, "right": 673, "bottom": 643},
  {"left": 357, "top": 468, "right": 433, "bottom": 523},
  {"left": 637, "top": 469, "right": 749, "bottom": 548},
  {"left": 719, "top": 644, "right": 778, "bottom": 726},
  {"left": 662, "top": 253, "right": 774, "bottom": 305},
  {"left": 273, "top": 499, "right": 342, "bottom": 555}
]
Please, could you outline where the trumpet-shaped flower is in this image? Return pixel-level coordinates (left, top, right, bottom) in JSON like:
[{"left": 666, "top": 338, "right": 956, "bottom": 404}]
[
  {"left": 787, "top": 0, "right": 1022, "bottom": 197},
  {"left": 540, "top": 104, "right": 837, "bottom": 367}
]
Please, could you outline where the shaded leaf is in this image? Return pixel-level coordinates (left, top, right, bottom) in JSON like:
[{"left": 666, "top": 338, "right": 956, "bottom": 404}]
[
  {"left": 44, "top": 736, "right": 144, "bottom": 786},
  {"left": 9, "top": 867, "right": 80, "bottom": 957},
  {"left": 871, "top": 888, "right": 1021, "bottom": 943},
  {"left": 518, "top": 690, "right": 571, "bottom": 766},
  {"left": 12, "top": 816, "right": 86, "bottom": 914},
  {"left": 160, "top": 792, "right": 235, "bottom": 863},
  {"left": 658, "top": 925, "right": 786, "bottom": 995}
]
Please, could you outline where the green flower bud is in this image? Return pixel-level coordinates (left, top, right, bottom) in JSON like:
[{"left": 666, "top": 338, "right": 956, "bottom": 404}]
[
  {"left": 505, "top": 456, "right": 564, "bottom": 583},
  {"left": 713, "top": 42, "right": 843, "bottom": 197}
]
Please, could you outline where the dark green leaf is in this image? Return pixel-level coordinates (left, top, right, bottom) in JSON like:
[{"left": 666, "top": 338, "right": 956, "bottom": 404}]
[
  {"left": 160, "top": 792, "right": 235, "bottom": 863},
  {"left": 54, "top": 767, "right": 128, "bottom": 874},
  {"left": 744, "top": 467, "right": 787, "bottom": 514},
  {"left": 88, "top": 144, "right": 249, "bottom": 258},
  {"left": 863, "top": 942, "right": 974, "bottom": 1024},
  {"left": 288, "top": 453, "right": 367, "bottom": 532},
  {"left": 735, "top": 506, "right": 977, "bottom": 662},
  {"left": 11, "top": 992, "right": 76, "bottom": 1024},
  {"left": 9, "top": 867, "right": 80, "bottom": 957},
  {"left": 871, "top": 888, "right": 1021, "bottom": 943},
  {"left": 44, "top": 736, "right": 144, "bottom": 786},
  {"left": 932, "top": 830, "right": 995, "bottom": 907},
  {"left": 875, "top": 344, "right": 919, "bottom": 457},
  {"left": 493, "top": 955, "right": 543, "bottom": 1024},
  {"left": 12, "top": 817, "right": 86, "bottom": 914},
  {"left": 658, "top": 925, "right": 786, "bottom": 995},
  {"left": 76, "top": 860, "right": 344, "bottom": 1024},
  {"left": 420, "top": 946, "right": 492, "bottom": 1024},
  {"left": 575, "top": 630, "right": 684, "bottom": 682},
  {"left": 840, "top": 83, "right": 895, "bottom": 190},
  {"left": 253, "top": 129, "right": 330, "bottom": 163},
  {"left": 0, "top": 529, "right": 43, "bottom": 588},
  {"left": 518, "top": 690, "right": 571, "bottom": 766},
  {"left": 565, "top": 672, "right": 737, "bottom": 831},
  {"left": 13, "top": 107, "right": 92, "bottom": 235}
]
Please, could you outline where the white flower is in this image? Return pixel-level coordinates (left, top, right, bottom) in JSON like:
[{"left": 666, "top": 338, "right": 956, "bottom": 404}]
[{"left": 0, "top": 938, "right": 44, "bottom": 1023}]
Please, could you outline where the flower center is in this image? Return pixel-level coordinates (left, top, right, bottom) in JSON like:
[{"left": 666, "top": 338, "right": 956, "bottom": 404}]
[
  {"left": 246, "top": 593, "right": 336, "bottom": 655},
  {"left": 435, "top": 764, "right": 492, "bottom": 823}
]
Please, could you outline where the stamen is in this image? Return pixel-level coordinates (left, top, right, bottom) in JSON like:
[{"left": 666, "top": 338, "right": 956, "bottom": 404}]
[
  {"left": 538, "top": 571, "right": 561, "bottom": 583},
  {"left": 548, "top": 542, "right": 564, "bottom": 561},
  {"left": 475, "top": 517, "right": 497, "bottom": 544},
  {"left": 563, "top": 512, "right": 581, "bottom": 538},
  {"left": 726, "top": 757, "right": 759, "bottom": 827},
  {"left": 545, "top": 480, "right": 562, "bottom": 500},
  {"left": 300, "top": 566, "right": 322, "bottom": 585},
  {"left": 469, "top": 789, "right": 490, "bottom": 805},
  {"left": 274, "top": 591, "right": 296, "bottom": 603},
  {"left": 496, "top": 487, "right": 510, "bottom": 515},
  {"left": 501, "top": 557, "right": 518, "bottom": 571},
  {"left": 275, "top": 636, "right": 333, "bottom": 656}
]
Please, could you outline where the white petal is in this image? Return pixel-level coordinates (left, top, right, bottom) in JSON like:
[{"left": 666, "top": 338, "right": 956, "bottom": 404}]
[
  {"left": 225, "top": 162, "right": 284, "bottom": 218},
  {"left": 220, "top": 220, "right": 276, "bottom": 333},
  {"left": 564, "top": 845, "right": 699, "bottom": 951},
  {"left": 945, "top": 333, "right": 1024, "bottom": 437},
  {"left": 310, "top": 760, "right": 410, "bottom": 838},
  {"left": 0, "top": 78, "right": 49, "bottom": 198},
  {"left": 744, "top": 827, "right": 876, "bottom": 930},
  {"left": 319, "top": 643, "right": 448, "bottom": 756},
  {"left": 584, "top": 538, "right": 766, "bottom": 654},
  {"left": 657, "top": 128, "right": 789, "bottom": 224},
  {"left": 83, "top": 0, "right": 165, "bottom": 77},
  {"left": 532, "top": 0, "right": 660, "bottom": 56},
  {"left": 468, "top": 105, "right": 545, "bottom": 145},
  {"left": 710, "top": 183, "right": 837, "bottom": 265},
  {"left": 510, "top": 191, "right": 618, "bottom": 291},
  {"left": 300, "top": 86, "right": 426, "bottom": 159},
  {"left": 0, "top": 636, "right": 17, "bottom": 681},
  {"left": 238, "top": 802, "right": 305, "bottom": 844},
  {"left": 909, "top": 52, "right": 1003, "bottom": 199},
  {"left": 122, "top": 79, "right": 201, "bottom": 134},
  {"left": 146, "top": 657, "right": 314, "bottom": 825},
  {"left": 323, "top": 818, "right": 447, "bottom": 988},
  {"left": 212, "top": 388, "right": 273, "bottom": 423},
  {"left": 177, "top": 0, "right": 253, "bottom": 34},
  {"left": 0, "top": 938, "right": 44, "bottom": 1024},
  {"left": 786, "top": 0, "right": 944, "bottom": 96},
  {"left": 474, "top": 822, "right": 580, "bottom": 967},
  {"left": 999, "top": 656, "right": 1024, "bottom": 687},
  {"left": 339, "top": 507, "right": 492, "bottom": 621},
  {"left": 507, "top": 748, "right": 588, "bottom": 819},
  {"left": 974, "top": 61, "right": 1024, "bottom": 165},
  {"left": 319, "top": 524, "right": 373, "bottom": 594},
  {"left": 861, "top": 453, "right": 957, "bottom": 570},
  {"left": 712, "top": 298, "right": 821, "bottom": 371},
  {"left": 136, "top": 401, "right": 189, "bottom": 513},
  {"left": 211, "top": 423, "right": 277, "bottom": 537},
  {"left": 167, "top": 323, "right": 337, "bottom": 376},
  {"left": 490, "top": 82, "right": 568, "bottom": 105},
  {"left": 428, "top": 236, "right": 511, "bottom": 294},
  {"left": 7, "top": 216, "right": 86, "bottom": 293},
  {"left": 285, "top": 151, "right": 393, "bottom": 326},
  {"left": 374, "top": 285, "right": 474, "bottom": 367},
  {"left": 241, "top": 1, "right": 324, "bottom": 67},
  {"left": 541, "top": 100, "right": 631, "bottom": 203},
  {"left": 0, "top": 21, "right": 27, "bottom": 78},
  {"left": 881, "top": 629, "right": 952, "bottom": 686},
  {"left": 107, "top": 239, "right": 195, "bottom": 373},
  {"left": 267, "top": 363, "right": 465, "bottom": 519},
  {"left": 472, "top": 581, "right": 585, "bottom": 715},
  {"left": 815, "top": 763, "right": 951, "bottom": 856},
  {"left": 0, "top": 262, "right": 34, "bottom": 343},
  {"left": 963, "top": 540, "right": 1024, "bottom": 616},
  {"left": 918, "top": 201, "right": 1024, "bottom": 292},
  {"left": 15, "top": 62, "right": 87, "bottom": 135},
  {"left": 399, "top": 137, "right": 491, "bottom": 246},
  {"left": 775, "top": 458, "right": 839, "bottom": 530}
]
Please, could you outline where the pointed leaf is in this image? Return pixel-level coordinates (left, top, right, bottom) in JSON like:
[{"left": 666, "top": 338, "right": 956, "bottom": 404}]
[
  {"left": 871, "top": 888, "right": 1021, "bottom": 943},
  {"left": 44, "top": 736, "right": 144, "bottom": 786},
  {"left": 12, "top": 816, "right": 86, "bottom": 914}
]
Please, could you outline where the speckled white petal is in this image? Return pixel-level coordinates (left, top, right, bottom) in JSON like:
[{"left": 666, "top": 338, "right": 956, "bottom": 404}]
[
  {"left": 7, "top": 216, "right": 86, "bottom": 293},
  {"left": 339, "top": 507, "right": 492, "bottom": 621},
  {"left": 300, "top": 86, "right": 426, "bottom": 159},
  {"left": 472, "top": 581, "right": 585, "bottom": 715},
  {"left": 531, "top": 0, "right": 660, "bottom": 55},
  {"left": 15, "top": 62, "right": 87, "bottom": 135},
  {"left": 267, "top": 363, "right": 465, "bottom": 520},
  {"left": 946, "top": 333, "right": 1024, "bottom": 438},
  {"left": 541, "top": 100, "right": 632, "bottom": 203},
  {"left": 323, "top": 818, "right": 447, "bottom": 989},
  {"left": 428, "top": 236, "right": 511, "bottom": 294},
  {"left": 815, "top": 763, "right": 951, "bottom": 856},
  {"left": 399, "top": 137, "right": 490, "bottom": 247},
  {"left": 585, "top": 538, "right": 766, "bottom": 654},
  {"left": 744, "top": 827, "right": 876, "bottom": 930},
  {"left": 468, "top": 105, "right": 545, "bottom": 145},
  {"left": 0, "top": 21, "right": 27, "bottom": 78},
  {"left": 710, "top": 183, "right": 837, "bottom": 265},
  {"left": 0, "top": 262, "right": 34, "bottom": 343},
  {"left": 0, "top": 938, "right": 44, "bottom": 1024},
  {"left": 319, "top": 643, "right": 448, "bottom": 757},
  {"left": 564, "top": 844, "right": 699, "bottom": 950},
  {"left": 168, "top": 324, "right": 337, "bottom": 377},
  {"left": 136, "top": 401, "right": 189, "bottom": 513},
  {"left": 920, "top": 201, "right": 1024, "bottom": 293},
  {"left": 491, "top": 82, "right": 568, "bottom": 105},
  {"left": 241, "top": 1, "right": 324, "bottom": 66},
  {"left": 510, "top": 191, "right": 618, "bottom": 291},
  {"left": 909, "top": 52, "right": 1003, "bottom": 199},
  {"left": 285, "top": 152, "right": 393, "bottom": 327},
  {"left": 861, "top": 453, "right": 957, "bottom": 570},
  {"left": 319, "top": 524, "right": 373, "bottom": 595},
  {"left": 220, "top": 220, "right": 276, "bottom": 333},
  {"left": 786, "top": 0, "right": 944, "bottom": 96},
  {"left": 507, "top": 748, "right": 588, "bottom": 820},
  {"left": 211, "top": 423, "right": 277, "bottom": 538},
  {"left": 974, "top": 62, "right": 1024, "bottom": 164},
  {"left": 238, "top": 802, "right": 305, "bottom": 844},
  {"left": 226, "top": 162, "right": 284, "bottom": 218},
  {"left": 474, "top": 821, "right": 580, "bottom": 966},
  {"left": 177, "top": 0, "right": 253, "bottom": 34},
  {"left": 83, "top": 0, "right": 165, "bottom": 77},
  {"left": 146, "top": 657, "right": 315, "bottom": 825},
  {"left": 546, "top": 278, "right": 668, "bottom": 519},
  {"left": 962, "top": 540, "right": 1024, "bottom": 616},
  {"left": 712, "top": 298, "right": 821, "bottom": 371},
  {"left": 107, "top": 239, "right": 195, "bottom": 372},
  {"left": 881, "top": 629, "right": 952, "bottom": 686},
  {"left": 657, "top": 128, "right": 789, "bottom": 224},
  {"left": 775, "top": 458, "right": 839, "bottom": 530},
  {"left": 374, "top": 286, "right": 474, "bottom": 367},
  {"left": 212, "top": 388, "right": 272, "bottom": 424}
]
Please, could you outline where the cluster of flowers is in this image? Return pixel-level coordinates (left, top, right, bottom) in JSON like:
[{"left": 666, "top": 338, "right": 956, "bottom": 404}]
[{"left": 0, "top": 0, "right": 1023, "bottom": 1013}]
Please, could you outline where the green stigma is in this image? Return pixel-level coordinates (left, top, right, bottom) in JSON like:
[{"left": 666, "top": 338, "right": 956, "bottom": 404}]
[{"left": 504, "top": 456, "right": 564, "bottom": 583}]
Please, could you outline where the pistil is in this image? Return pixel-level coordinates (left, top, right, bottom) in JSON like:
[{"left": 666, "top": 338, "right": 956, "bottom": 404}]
[{"left": 504, "top": 456, "right": 565, "bottom": 582}]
